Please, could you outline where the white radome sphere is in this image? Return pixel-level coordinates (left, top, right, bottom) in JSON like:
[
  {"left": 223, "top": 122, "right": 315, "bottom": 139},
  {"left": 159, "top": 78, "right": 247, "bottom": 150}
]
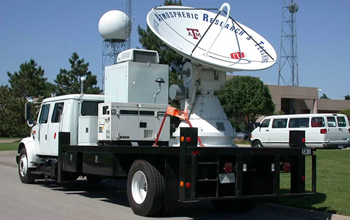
[{"left": 98, "top": 10, "right": 131, "bottom": 41}]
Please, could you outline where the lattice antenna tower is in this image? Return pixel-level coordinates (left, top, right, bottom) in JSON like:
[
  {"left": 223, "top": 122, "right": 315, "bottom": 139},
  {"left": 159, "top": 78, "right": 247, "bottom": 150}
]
[
  {"left": 278, "top": 0, "right": 299, "bottom": 86},
  {"left": 125, "top": 0, "right": 132, "bottom": 49},
  {"left": 99, "top": 0, "right": 132, "bottom": 88}
]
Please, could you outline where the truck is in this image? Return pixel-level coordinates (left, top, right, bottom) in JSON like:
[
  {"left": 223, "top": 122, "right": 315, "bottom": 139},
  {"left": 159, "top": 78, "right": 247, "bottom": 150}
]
[{"left": 16, "top": 48, "right": 316, "bottom": 216}]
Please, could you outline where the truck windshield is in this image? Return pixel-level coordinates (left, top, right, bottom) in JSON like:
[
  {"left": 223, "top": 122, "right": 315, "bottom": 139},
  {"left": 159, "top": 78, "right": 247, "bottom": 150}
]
[{"left": 260, "top": 119, "right": 270, "bottom": 128}]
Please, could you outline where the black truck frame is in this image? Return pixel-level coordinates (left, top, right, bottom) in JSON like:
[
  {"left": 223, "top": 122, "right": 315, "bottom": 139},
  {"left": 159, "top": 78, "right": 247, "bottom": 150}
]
[{"left": 55, "top": 127, "right": 316, "bottom": 216}]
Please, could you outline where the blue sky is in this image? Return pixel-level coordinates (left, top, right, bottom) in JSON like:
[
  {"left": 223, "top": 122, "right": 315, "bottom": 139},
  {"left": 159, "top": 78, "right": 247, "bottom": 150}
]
[{"left": 1, "top": 0, "right": 349, "bottom": 99}]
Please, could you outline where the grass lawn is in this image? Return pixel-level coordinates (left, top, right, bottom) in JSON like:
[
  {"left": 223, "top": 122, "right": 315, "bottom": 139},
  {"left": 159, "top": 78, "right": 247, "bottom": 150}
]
[
  {"left": 276, "top": 149, "right": 350, "bottom": 216},
  {"left": 234, "top": 139, "right": 250, "bottom": 145},
  {"left": 0, "top": 137, "right": 21, "bottom": 140},
  {"left": 0, "top": 141, "right": 20, "bottom": 151}
]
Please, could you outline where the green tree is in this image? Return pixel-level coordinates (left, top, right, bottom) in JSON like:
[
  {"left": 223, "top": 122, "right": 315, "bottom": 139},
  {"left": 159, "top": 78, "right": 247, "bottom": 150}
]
[
  {"left": 0, "top": 85, "right": 10, "bottom": 136},
  {"left": 7, "top": 59, "right": 51, "bottom": 99},
  {"left": 55, "top": 52, "right": 101, "bottom": 95},
  {"left": 216, "top": 76, "right": 275, "bottom": 128},
  {"left": 4, "top": 59, "right": 52, "bottom": 137},
  {"left": 344, "top": 95, "right": 350, "bottom": 100},
  {"left": 137, "top": 0, "right": 183, "bottom": 89},
  {"left": 339, "top": 109, "right": 350, "bottom": 121},
  {"left": 320, "top": 93, "right": 330, "bottom": 99},
  {"left": 274, "top": 110, "right": 285, "bottom": 115}
]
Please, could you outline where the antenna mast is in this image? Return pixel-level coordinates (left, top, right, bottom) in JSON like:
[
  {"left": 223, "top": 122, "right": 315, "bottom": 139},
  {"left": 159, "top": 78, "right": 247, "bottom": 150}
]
[
  {"left": 278, "top": 0, "right": 299, "bottom": 86},
  {"left": 125, "top": 0, "right": 132, "bottom": 49}
]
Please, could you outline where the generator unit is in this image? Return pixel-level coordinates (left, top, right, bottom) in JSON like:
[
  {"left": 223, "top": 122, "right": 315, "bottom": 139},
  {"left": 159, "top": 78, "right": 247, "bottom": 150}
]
[{"left": 97, "top": 102, "right": 169, "bottom": 145}]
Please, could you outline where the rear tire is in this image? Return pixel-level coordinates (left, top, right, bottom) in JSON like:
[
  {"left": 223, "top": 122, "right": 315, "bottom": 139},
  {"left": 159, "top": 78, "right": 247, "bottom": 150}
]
[
  {"left": 127, "top": 160, "right": 164, "bottom": 216},
  {"left": 18, "top": 148, "right": 36, "bottom": 184},
  {"left": 253, "top": 140, "right": 264, "bottom": 148}
]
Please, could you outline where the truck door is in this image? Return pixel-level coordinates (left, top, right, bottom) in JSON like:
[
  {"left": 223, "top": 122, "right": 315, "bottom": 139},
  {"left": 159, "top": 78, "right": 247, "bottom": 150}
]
[
  {"left": 270, "top": 118, "right": 288, "bottom": 147},
  {"left": 326, "top": 116, "right": 338, "bottom": 141},
  {"left": 47, "top": 102, "right": 64, "bottom": 156},
  {"left": 256, "top": 119, "right": 271, "bottom": 146},
  {"left": 35, "top": 104, "right": 50, "bottom": 155},
  {"left": 336, "top": 116, "right": 348, "bottom": 142}
]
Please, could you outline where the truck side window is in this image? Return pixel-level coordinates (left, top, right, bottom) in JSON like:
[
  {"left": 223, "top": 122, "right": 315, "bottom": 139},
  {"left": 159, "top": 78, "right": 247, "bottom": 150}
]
[
  {"left": 81, "top": 101, "right": 102, "bottom": 116},
  {"left": 337, "top": 117, "right": 347, "bottom": 127},
  {"left": 327, "top": 117, "right": 336, "bottom": 127},
  {"left": 311, "top": 117, "right": 324, "bottom": 127},
  {"left": 38, "top": 104, "right": 50, "bottom": 124},
  {"left": 260, "top": 119, "right": 270, "bottom": 128},
  {"left": 51, "top": 102, "right": 64, "bottom": 123},
  {"left": 272, "top": 119, "right": 287, "bottom": 128},
  {"left": 289, "top": 118, "right": 309, "bottom": 128},
  {"left": 102, "top": 106, "right": 109, "bottom": 115}
]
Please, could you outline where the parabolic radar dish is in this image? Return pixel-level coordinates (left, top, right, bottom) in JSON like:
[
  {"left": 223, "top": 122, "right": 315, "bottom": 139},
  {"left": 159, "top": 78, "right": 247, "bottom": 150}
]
[
  {"left": 99, "top": 10, "right": 131, "bottom": 41},
  {"left": 147, "top": 3, "right": 277, "bottom": 72}
]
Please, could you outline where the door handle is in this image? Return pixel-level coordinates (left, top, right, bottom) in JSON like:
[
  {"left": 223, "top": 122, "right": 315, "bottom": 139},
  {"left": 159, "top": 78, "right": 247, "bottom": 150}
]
[
  {"left": 339, "top": 128, "right": 343, "bottom": 131},
  {"left": 266, "top": 130, "right": 269, "bottom": 131},
  {"left": 45, "top": 135, "right": 47, "bottom": 140}
]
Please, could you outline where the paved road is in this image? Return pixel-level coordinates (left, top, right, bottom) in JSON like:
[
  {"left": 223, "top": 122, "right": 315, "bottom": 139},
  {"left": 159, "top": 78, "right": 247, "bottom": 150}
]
[{"left": 0, "top": 151, "right": 347, "bottom": 220}]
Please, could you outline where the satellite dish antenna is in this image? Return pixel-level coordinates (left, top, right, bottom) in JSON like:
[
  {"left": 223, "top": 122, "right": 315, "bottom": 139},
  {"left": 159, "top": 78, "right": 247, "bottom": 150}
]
[
  {"left": 147, "top": 3, "right": 277, "bottom": 147},
  {"left": 147, "top": 3, "right": 277, "bottom": 72}
]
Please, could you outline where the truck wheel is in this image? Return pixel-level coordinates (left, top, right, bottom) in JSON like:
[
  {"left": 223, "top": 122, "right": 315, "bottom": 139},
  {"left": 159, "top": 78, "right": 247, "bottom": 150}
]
[
  {"left": 211, "top": 199, "right": 256, "bottom": 212},
  {"left": 253, "top": 140, "right": 264, "bottom": 148},
  {"left": 18, "top": 148, "right": 36, "bottom": 184},
  {"left": 127, "top": 160, "right": 164, "bottom": 216}
]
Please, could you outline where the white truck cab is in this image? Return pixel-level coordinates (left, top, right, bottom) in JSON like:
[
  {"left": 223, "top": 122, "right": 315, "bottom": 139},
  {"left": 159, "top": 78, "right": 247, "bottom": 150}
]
[
  {"left": 31, "top": 94, "right": 104, "bottom": 156},
  {"left": 20, "top": 94, "right": 104, "bottom": 171}
]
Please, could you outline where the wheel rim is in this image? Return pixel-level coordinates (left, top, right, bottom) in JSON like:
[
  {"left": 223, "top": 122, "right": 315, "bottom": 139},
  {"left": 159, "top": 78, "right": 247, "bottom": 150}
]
[
  {"left": 19, "top": 154, "right": 28, "bottom": 177},
  {"left": 131, "top": 171, "right": 148, "bottom": 204}
]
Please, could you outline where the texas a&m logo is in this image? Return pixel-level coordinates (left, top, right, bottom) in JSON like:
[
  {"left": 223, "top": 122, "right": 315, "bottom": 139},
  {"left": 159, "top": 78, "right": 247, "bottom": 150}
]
[
  {"left": 187, "top": 28, "right": 201, "bottom": 40},
  {"left": 230, "top": 52, "right": 246, "bottom": 59}
]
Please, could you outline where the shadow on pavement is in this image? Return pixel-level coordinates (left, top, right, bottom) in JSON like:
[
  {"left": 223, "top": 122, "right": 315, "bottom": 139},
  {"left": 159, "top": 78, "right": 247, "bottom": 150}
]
[{"left": 32, "top": 178, "right": 341, "bottom": 220}]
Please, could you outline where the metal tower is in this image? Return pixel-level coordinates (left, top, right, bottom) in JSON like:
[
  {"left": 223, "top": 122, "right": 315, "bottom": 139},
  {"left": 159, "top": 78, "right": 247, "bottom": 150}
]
[
  {"left": 278, "top": 0, "right": 299, "bottom": 86},
  {"left": 125, "top": 0, "right": 132, "bottom": 49},
  {"left": 102, "top": 39, "right": 128, "bottom": 71},
  {"left": 101, "top": 0, "right": 132, "bottom": 86}
]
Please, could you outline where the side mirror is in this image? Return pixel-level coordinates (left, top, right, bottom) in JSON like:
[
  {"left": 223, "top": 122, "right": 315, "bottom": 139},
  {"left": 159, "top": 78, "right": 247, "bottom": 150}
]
[{"left": 25, "top": 101, "right": 36, "bottom": 127}]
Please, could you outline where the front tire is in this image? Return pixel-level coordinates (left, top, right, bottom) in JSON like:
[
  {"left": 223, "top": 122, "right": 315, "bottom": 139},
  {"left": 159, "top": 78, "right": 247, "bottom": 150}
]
[
  {"left": 18, "top": 148, "right": 36, "bottom": 184},
  {"left": 127, "top": 160, "right": 164, "bottom": 216},
  {"left": 253, "top": 140, "right": 264, "bottom": 148}
]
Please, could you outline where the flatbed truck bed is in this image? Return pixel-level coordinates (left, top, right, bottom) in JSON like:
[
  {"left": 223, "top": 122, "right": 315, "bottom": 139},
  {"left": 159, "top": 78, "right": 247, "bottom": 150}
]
[{"left": 53, "top": 128, "right": 316, "bottom": 216}]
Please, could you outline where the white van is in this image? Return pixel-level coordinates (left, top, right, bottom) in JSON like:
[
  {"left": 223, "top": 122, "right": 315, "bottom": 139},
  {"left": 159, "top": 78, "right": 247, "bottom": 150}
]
[{"left": 250, "top": 113, "right": 350, "bottom": 148}]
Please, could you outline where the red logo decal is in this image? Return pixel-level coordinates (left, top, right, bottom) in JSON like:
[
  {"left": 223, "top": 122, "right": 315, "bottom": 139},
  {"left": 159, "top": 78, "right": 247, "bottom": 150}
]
[
  {"left": 230, "top": 52, "right": 246, "bottom": 59},
  {"left": 187, "top": 28, "right": 201, "bottom": 40}
]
